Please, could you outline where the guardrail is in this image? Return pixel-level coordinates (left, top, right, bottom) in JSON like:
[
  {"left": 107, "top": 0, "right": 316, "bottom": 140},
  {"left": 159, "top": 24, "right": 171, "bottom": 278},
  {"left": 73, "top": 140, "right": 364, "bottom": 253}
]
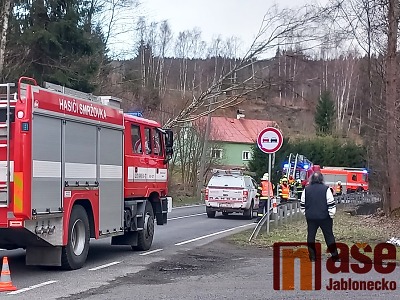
[
  {"left": 249, "top": 192, "right": 382, "bottom": 242},
  {"left": 249, "top": 198, "right": 301, "bottom": 242},
  {"left": 335, "top": 191, "right": 381, "bottom": 205}
]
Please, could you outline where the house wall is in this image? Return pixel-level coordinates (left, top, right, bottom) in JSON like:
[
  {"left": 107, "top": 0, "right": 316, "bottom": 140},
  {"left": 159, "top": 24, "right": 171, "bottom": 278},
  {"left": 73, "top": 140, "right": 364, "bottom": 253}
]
[{"left": 212, "top": 142, "right": 253, "bottom": 168}]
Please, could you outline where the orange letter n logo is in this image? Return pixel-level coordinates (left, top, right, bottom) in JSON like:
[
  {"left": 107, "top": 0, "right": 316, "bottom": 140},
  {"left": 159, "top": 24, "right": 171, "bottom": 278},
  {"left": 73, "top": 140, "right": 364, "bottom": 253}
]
[{"left": 273, "top": 242, "right": 322, "bottom": 290}]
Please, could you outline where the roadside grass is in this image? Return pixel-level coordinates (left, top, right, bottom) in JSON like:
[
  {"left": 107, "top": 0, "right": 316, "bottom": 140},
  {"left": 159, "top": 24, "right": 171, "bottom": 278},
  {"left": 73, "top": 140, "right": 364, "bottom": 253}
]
[
  {"left": 228, "top": 209, "right": 400, "bottom": 260},
  {"left": 172, "top": 196, "right": 203, "bottom": 208}
]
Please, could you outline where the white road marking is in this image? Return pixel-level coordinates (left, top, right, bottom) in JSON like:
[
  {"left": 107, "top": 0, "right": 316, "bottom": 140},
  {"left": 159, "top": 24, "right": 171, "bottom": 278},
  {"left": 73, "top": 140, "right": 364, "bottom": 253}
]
[
  {"left": 172, "top": 204, "right": 204, "bottom": 209},
  {"left": 7, "top": 280, "right": 57, "bottom": 295},
  {"left": 168, "top": 213, "right": 206, "bottom": 220},
  {"left": 88, "top": 261, "right": 121, "bottom": 271},
  {"left": 175, "top": 223, "right": 255, "bottom": 246},
  {"left": 139, "top": 248, "right": 163, "bottom": 256}
]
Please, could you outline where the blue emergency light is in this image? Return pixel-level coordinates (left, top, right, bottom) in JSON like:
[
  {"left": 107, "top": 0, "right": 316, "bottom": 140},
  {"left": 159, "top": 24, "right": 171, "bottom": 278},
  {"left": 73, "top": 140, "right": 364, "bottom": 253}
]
[
  {"left": 127, "top": 111, "right": 143, "bottom": 118},
  {"left": 283, "top": 163, "right": 289, "bottom": 168},
  {"left": 303, "top": 164, "right": 309, "bottom": 170}
]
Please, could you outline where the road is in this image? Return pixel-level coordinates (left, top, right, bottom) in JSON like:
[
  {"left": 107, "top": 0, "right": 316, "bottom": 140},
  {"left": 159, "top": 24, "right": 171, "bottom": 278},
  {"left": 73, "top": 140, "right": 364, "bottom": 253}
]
[{"left": 2, "top": 205, "right": 256, "bottom": 299}]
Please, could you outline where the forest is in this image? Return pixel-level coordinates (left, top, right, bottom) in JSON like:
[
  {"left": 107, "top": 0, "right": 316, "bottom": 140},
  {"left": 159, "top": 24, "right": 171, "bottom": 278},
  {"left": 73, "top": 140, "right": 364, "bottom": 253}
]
[{"left": 0, "top": 0, "right": 398, "bottom": 215}]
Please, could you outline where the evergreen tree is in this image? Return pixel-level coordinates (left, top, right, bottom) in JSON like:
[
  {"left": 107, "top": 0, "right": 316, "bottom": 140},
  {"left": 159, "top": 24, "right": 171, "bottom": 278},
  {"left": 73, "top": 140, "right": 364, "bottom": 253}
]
[
  {"left": 314, "top": 91, "right": 335, "bottom": 135},
  {"left": 7, "top": 0, "right": 107, "bottom": 92}
]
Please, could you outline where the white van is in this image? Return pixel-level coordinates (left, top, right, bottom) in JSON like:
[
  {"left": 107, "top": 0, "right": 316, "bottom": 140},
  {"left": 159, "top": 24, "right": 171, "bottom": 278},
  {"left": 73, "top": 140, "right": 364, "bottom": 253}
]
[{"left": 204, "top": 169, "right": 259, "bottom": 219}]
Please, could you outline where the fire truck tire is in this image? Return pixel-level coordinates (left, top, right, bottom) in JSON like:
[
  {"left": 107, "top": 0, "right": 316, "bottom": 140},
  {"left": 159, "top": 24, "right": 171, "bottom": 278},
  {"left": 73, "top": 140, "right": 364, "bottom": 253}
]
[
  {"left": 133, "top": 202, "right": 154, "bottom": 251},
  {"left": 61, "top": 205, "right": 90, "bottom": 270}
]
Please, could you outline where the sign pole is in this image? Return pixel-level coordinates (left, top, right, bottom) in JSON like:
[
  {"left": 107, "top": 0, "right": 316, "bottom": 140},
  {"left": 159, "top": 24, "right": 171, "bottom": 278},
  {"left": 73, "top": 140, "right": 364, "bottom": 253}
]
[
  {"left": 249, "top": 126, "right": 283, "bottom": 242},
  {"left": 267, "top": 153, "right": 272, "bottom": 234}
]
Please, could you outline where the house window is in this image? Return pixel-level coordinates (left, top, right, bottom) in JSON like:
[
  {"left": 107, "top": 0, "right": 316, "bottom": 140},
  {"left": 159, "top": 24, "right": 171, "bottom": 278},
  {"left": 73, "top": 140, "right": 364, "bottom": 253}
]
[
  {"left": 242, "top": 151, "right": 251, "bottom": 161},
  {"left": 211, "top": 149, "right": 223, "bottom": 159}
]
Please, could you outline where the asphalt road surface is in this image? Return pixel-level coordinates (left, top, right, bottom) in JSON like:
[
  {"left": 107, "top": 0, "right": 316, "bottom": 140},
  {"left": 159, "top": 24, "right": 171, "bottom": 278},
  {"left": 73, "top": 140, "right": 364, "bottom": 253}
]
[
  {"left": 1, "top": 205, "right": 256, "bottom": 299},
  {"left": 3, "top": 205, "right": 400, "bottom": 300}
]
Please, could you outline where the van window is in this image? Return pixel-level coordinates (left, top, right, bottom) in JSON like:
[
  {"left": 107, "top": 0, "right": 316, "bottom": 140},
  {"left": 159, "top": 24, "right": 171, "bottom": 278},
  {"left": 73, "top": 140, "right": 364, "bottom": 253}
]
[
  {"left": 352, "top": 174, "right": 357, "bottom": 181},
  {"left": 208, "top": 176, "right": 244, "bottom": 188},
  {"left": 131, "top": 124, "right": 142, "bottom": 154},
  {"left": 144, "top": 128, "right": 152, "bottom": 155}
]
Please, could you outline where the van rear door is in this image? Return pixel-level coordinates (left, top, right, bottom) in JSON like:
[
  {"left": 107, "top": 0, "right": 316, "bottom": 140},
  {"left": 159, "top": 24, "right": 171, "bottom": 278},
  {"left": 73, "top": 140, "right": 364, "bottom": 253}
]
[{"left": 207, "top": 175, "right": 245, "bottom": 202}]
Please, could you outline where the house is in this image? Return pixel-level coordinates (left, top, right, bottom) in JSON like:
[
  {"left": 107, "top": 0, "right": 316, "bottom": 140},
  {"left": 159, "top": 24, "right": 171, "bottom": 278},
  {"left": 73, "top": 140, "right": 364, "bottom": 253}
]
[{"left": 207, "top": 112, "right": 279, "bottom": 169}]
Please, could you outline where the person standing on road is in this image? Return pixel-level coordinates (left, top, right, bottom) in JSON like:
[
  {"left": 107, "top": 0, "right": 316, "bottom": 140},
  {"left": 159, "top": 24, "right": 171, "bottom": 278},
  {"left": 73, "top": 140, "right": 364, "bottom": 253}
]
[
  {"left": 278, "top": 177, "right": 290, "bottom": 202},
  {"left": 336, "top": 181, "right": 343, "bottom": 196},
  {"left": 300, "top": 172, "right": 339, "bottom": 262},
  {"left": 255, "top": 173, "right": 274, "bottom": 223},
  {"left": 295, "top": 179, "right": 303, "bottom": 199}
]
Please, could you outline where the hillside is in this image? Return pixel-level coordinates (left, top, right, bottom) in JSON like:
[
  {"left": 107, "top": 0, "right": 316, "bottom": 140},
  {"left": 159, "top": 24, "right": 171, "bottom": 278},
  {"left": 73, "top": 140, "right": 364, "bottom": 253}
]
[{"left": 103, "top": 52, "right": 368, "bottom": 143}]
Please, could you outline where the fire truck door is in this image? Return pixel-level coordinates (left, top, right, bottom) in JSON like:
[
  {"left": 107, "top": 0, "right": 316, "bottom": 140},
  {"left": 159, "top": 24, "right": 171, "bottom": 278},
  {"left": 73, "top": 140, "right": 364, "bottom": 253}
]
[
  {"left": 32, "top": 115, "right": 62, "bottom": 212},
  {"left": 144, "top": 127, "right": 156, "bottom": 183},
  {"left": 153, "top": 129, "right": 167, "bottom": 183},
  {"left": 97, "top": 127, "right": 124, "bottom": 233}
]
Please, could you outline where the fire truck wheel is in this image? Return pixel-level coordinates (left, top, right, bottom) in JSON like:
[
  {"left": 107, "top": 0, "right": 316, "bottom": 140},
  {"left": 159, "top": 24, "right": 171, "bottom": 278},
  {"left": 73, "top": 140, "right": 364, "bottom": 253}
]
[
  {"left": 134, "top": 202, "right": 154, "bottom": 251},
  {"left": 61, "top": 205, "right": 90, "bottom": 270}
]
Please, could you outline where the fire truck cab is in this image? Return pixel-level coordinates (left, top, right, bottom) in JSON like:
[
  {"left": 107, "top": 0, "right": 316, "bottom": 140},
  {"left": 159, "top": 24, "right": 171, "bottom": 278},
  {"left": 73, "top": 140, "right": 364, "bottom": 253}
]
[{"left": 0, "top": 77, "right": 173, "bottom": 270}]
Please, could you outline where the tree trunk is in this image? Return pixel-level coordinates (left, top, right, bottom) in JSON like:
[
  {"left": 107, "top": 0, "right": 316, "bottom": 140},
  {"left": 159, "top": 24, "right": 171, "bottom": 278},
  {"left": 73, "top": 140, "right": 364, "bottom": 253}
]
[
  {"left": 385, "top": 0, "right": 400, "bottom": 215},
  {"left": 0, "top": 0, "right": 12, "bottom": 78}
]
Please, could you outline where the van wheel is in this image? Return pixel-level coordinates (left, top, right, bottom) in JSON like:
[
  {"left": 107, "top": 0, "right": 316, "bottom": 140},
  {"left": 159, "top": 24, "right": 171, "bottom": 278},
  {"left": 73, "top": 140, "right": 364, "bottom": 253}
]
[
  {"left": 243, "top": 201, "right": 254, "bottom": 220},
  {"left": 61, "top": 205, "right": 90, "bottom": 270},
  {"left": 206, "top": 207, "right": 216, "bottom": 218},
  {"left": 133, "top": 202, "right": 154, "bottom": 251}
]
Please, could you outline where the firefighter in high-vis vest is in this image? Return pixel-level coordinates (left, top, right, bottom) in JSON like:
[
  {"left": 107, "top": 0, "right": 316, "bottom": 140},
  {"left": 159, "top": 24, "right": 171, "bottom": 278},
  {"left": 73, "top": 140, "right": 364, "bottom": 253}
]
[
  {"left": 288, "top": 175, "right": 295, "bottom": 197},
  {"left": 278, "top": 177, "right": 290, "bottom": 202},
  {"left": 336, "top": 181, "right": 343, "bottom": 196},
  {"left": 295, "top": 179, "right": 303, "bottom": 199},
  {"left": 255, "top": 173, "right": 274, "bottom": 223}
]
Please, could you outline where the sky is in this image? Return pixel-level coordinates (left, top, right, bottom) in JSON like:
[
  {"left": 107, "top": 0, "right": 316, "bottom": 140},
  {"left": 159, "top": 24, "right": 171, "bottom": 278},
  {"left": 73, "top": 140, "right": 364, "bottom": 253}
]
[{"left": 135, "top": 0, "right": 328, "bottom": 57}]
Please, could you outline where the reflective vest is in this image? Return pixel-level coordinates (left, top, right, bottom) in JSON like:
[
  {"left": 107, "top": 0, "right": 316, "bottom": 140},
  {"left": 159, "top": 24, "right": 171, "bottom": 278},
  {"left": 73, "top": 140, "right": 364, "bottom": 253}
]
[
  {"left": 279, "top": 184, "right": 290, "bottom": 199},
  {"left": 257, "top": 181, "right": 274, "bottom": 199},
  {"left": 336, "top": 185, "right": 342, "bottom": 193}
]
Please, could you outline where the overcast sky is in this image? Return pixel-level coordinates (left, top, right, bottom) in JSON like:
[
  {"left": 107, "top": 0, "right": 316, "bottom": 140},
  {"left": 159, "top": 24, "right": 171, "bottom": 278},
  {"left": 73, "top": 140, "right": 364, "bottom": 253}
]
[{"left": 138, "top": 0, "right": 328, "bottom": 55}]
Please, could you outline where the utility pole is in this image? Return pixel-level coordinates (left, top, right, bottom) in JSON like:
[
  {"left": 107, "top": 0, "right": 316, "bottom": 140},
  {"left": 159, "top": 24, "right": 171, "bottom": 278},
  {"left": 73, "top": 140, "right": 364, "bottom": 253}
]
[{"left": 196, "top": 95, "right": 214, "bottom": 200}]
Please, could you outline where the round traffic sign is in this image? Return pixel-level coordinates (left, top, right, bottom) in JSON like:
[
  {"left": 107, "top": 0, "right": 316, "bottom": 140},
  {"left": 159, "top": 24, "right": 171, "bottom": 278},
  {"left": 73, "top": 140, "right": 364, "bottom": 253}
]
[{"left": 257, "top": 127, "right": 283, "bottom": 154}]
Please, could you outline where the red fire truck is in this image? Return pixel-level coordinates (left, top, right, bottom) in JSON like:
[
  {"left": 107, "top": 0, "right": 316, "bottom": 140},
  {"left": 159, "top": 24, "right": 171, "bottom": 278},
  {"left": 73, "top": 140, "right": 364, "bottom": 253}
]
[
  {"left": 321, "top": 167, "right": 369, "bottom": 194},
  {"left": 0, "top": 77, "right": 173, "bottom": 270}
]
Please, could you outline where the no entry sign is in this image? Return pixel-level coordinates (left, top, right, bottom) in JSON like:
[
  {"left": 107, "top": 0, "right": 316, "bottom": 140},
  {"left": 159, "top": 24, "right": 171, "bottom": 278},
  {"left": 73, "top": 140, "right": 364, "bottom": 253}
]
[{"left": 257, "top": 127, "right": 283, "bottom": 154}]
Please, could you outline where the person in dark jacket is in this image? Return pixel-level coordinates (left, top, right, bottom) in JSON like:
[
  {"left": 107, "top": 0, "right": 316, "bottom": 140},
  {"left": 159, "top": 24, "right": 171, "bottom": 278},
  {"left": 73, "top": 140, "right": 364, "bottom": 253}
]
[{"left": 300, "top": 172, "right": 339, "bottom": 261}]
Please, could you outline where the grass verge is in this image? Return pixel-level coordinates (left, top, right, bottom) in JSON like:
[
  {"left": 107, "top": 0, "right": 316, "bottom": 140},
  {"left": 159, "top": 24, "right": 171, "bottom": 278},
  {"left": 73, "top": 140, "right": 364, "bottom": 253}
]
[
  {"left": 228, "top": 209, "right": 400, "bottom": 260},
  {"left": 172, "top": 196, "right": 203, "bottom": 208}
]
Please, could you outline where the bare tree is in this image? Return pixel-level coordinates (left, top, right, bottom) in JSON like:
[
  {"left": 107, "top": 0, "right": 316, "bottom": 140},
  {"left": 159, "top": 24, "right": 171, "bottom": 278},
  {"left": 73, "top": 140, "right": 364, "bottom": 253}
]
[
  {"left": 172, "top": 120, "right": 223, "bottom": 195},
  {"left": 163, "top": 3, "right": 338, "bottom": 128},
  {"left": 0, "top": 0, "right": 12, "bottom": 78},
  {"left": 385, "top": 0, "right": 399, "bottom": 214}
]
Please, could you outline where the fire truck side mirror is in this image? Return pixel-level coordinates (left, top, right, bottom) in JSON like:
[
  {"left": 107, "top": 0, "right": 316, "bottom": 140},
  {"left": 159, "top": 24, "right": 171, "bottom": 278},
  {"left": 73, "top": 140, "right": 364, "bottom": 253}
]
[
  {"left": 164, "top": 129, "right": 174, "bottom": 159},
  {"left": 165, "top": 129, "right": 173, "bottom": 148}
]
